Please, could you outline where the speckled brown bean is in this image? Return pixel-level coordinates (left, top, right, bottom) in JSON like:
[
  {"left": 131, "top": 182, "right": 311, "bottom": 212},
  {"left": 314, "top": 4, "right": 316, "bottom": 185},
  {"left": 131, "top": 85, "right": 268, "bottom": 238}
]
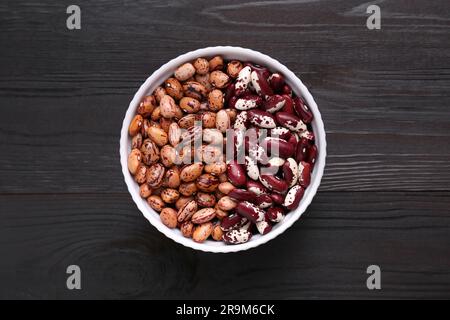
[
  {"left": 194, "top": 73, "right": 213, "bottom": 91},
  {"left": 214, "top": 204, "right": 229, "bottom": 220},
  {"left": 168, "top": 123, "right": 181, "bottom": 147},
  {"left": 195, "top": 192, "right": 216, "bottom": 208},
  {"left": 160, "top": 188, "right": 180, "bottom": 204},
  {"left": 183, "top": 81, "right": 208, "bottom": 100},
  {"left": 151, "top": 107, "right": 162, "bottom": 121},
  {"left": 216, "top": 110, "right": 230, "bottom": 133},
  {"left": 146, "top": 163, "right": 165, "bottom": 188},
  {"left": 147, "top": 126, "right": 168, "bottom": 147},
  {"left": 178, "top": 114, "right": 196, "bottom": 129},
  {"left": 154, "top": 86, "right": 166, "bottom": 103},
  {"left": 164, "top": 78, "right": 184, "bottom": 100},
  {"left": 191, "top": 208, "right": 216, "bottom": 224},
  {"left": 227, "top": 60, "right": 243, "bottom": 78},
  {"left": 160, "top": 118, "right": 171, "bottom": 133},
  {"left": 180, "top": 221, "right": 194, "bottom": 238},
  {"left": 128, "top": 149, "right": 142, "bottom": 175},
  {"left": 218, "top": 196, "right": 238, "bottom": 211},
  {"left": 134, "top": 164, "right": 147, "bottom": 184},
  {"left": 177, "top": 199, "right": 198, "bottom": 222},
  {"left": 200, "top": 111, "right": 216, "bottom": 129},
  {"left": 160, "top": 145, "right": 176, "bottom": 167},
  {"left": 129, "top": 114, "right": 143, "bottom": 136},
  {"left": 160, "top": 95, "right": 181, "bottom": 119},
  {"left": 218, "top": 173, "right": 228, "bottom": 183},
  {"left": 163, "top": 167, "right": 181, "bottom": 189},
  {"left": 193, "top": 58, "right": 210, "bottom": 75},
  {"left": 210, "top": 70, "right": 230, "bottom": 89},
  {"left": 147, "top": 195, "right": 165, "bottom": 212},
  {"left": 196, "top": 173, "right": 219, "bottom": 192},
  {"left": 208, "top": 56, "right": 224, "bottom": 71},
  {"left": 131, "top": 133, "right": 143, "bottom": 150},
  {"left": 140, "top": 139, "right": 160, "bottom": 165},
  {"left": 192, "top": 222, "right": 213, "bottom": 243},
  {"left": 225, "top": 109, "right": 237, "bottom": 123},
  {"left": 179, "top": 97, "right": 201, "bottom": 114},
  {"left": 204, "top": 161, "right": 227, "bottom": 175},
  {"left": 175, "top": 63, "right": 196, "bottom": 81},
  {"left": 175, "top": 196, "right": 194, "bottom": 210},
  {"left": 139, "top": 184, "right": 152, "bottom": 198},
  {"left": 179, "top": 182, "right": 197, "bottom": 196},
  {"left": 218, "top": 182, "right": 235, "bottom": 195},
  {"left": 180, "top": 163, "right": 204, "bottom": 182},
  {"left": 207, "top": 89, "right": 224, "bottom": 112},
  {"left": 211, "top": 223, "right": 224, "bottom": 241},
  {"left": 160, "top": 208, "right": 178, "bottom": 228},
  {"left": 137, "top": 95, "right": 157, "bottom": 117}
]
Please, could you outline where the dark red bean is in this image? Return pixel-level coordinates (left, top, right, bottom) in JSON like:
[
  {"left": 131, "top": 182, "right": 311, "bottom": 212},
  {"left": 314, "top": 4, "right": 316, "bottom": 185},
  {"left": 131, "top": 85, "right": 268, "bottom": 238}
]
[
  {"left": 251, "top": 69, "right": 273, "bottom": 97},
  {"left": 307, "top": 144, "right": 318, "bottom": 166},
  {"left": 293, "top": 96, "right": 313, "bottom": 124},
  {"left": 227, "top": 160, "right": 247, "bottom": 187},
  {"left": 254, "top": 194, "right": 273, "bottom": 208},
  {"left": 295, "top": 137, "right": 309, "bottom": 163},
  {"left": 298, "top": 161, "right": 312, "bottom": 188},
  {"left": 228, "top": 188, "right": 255, "bottom": 202},
  {"left": 262, "top": 137, "right": 295, "bottom": 158},
  {"left": 220, "top": 214, "right": 243, "bottom": 231},
  {"left": 268, "top": 73, "right": 285, "bottom": 92},
  {"left": 283, "top": 185, "right": 305, "bottom": 210},
  {"left": 236, "top": 201, "right": 266, "bottom": 223},
  {"left": 247, "top": 180, "right": 269, "bottom": 196},
  {"left": 247, "top": 109, "right": 277, "bottom": 129},
  {"left": 270, "top": 193, "right": 284, "bottom": 205},
  {"left": 275, "top": 112, "right": 307, "bottom": 132},
  {"left": 266, "top": 207, "right": 285, "bottom": 222},
  {"left": 262, "top": 94, "right": 286, "bottom": 113},
  {"left": 260, "top": 175, "right": 288, "bottom": 193}
]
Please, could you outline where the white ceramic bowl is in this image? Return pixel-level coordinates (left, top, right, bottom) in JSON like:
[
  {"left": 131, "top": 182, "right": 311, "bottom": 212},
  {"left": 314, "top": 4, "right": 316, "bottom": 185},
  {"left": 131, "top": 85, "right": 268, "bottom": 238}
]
[{"left": 120, "top": 46, "right": 326, "bottom": 253}]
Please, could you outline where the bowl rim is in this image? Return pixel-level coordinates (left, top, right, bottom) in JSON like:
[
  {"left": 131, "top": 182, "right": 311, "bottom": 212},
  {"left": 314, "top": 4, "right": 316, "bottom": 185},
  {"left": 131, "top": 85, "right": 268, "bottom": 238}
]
[{"left": 120, "top": 46, "right": 326, "bottom": 253}]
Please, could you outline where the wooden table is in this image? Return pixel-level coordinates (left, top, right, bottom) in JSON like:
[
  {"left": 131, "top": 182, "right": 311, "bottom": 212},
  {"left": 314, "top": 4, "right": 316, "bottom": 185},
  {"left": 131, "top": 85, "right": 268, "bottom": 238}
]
[{"left": 1, "top": 0, "right": 449, "bottom": 299}]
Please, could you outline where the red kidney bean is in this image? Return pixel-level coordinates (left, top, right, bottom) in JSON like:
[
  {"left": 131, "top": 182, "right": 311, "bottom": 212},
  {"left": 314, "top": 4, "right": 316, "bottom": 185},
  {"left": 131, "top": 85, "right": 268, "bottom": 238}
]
[
  {"left": 240, "top": 220, "right": 254, "bottom": 232},
  {"left": 244, "top": 62, "right": 270, "bottom": 79},
  {"left": 254, "top": 194, "right": 273, "bottom": 208},
  {"left": 270, "top": 193, "right": 284, "bottom": 205},
  {"left": 236, "top": 201, "right": 266, "bottom": 223},
  {"left": 298, "top": 161, "right": 312, "bottom": 188},
  {"left": 275, "top": 112, "right": 307, "bottom": 132},
  {"left": 282, "top": 158, "right": 298, "bottom": 188},
  {"left": 227, "top": 160, "right": 247, "bottom": 187},
  {"left": 234, "top": 66, "right": 252, "bottom": 97},
  {"left": 299, "top": 130, "right": 315, "bottom": 143},
  {"left": 260, "top": 175, "right": 288, "bottom": 193},
  {"left": 245, "top": 156, "right": 260, "bottom": 180},
  {"left": 295, "top": 137, "right": 309, "bottom": 162},
  {"left": 266, "top": 207, "right": 285, "bottom": 222},
  {"left": 233, "top": 110, "right": 248, "bottom": 130},
  {"left": 280, "top": 94, "right": 294, "bottom": 114},
  {"left": 246, "top": 180, "right": 269, "bottom": 196},
  {"left": 307, "top": 144, "right": 317, "bottom": 165},
  {"left": 293, "top": 96, "right": 313, "bottom": 124},
  {"left": 224, "top": 83, "right": 235, "bottom": 104},
  {"left": 262, "top": 95, "right": 286, "bottom": 113},
  {"left": 262, "top": 137, "right": 295, "bottom": 158},
  {"left": 220, "top": 214, "right": 243, "bottom": 231},
  {"left": 247, "top": 109, "right": 277, "bottom": 129},
  {"left": 256, "top": 217, "right": 272, "bottom": 235},
  {"left": 247, "top": 143, "right": 268, "bottom": 163},
  {"left": 283, "top": 185, "right": 305, "bottom": 210},
  {"left": 282, "top": 84, "right": 292, "bottom": 96},
  {"left": 268, "top": 73, "right": 285, "bottom": 92},
  {"left": 228, "top": 188, "right": 255, "bottom": 202},
  {"left": 223, "top": 228, "right": 252, "bottom": 244},
  {"left": 251, "top": 70, "right": 273, "bottom": 97},
  {"left": 270, "top": 127, "right": 292, "bottom": 141},
  {"left": 234, "top": 94, "right": 262, "bottom": 110},
  {"left": 228, "top": 95, "right": 238, "bottom": 109}
]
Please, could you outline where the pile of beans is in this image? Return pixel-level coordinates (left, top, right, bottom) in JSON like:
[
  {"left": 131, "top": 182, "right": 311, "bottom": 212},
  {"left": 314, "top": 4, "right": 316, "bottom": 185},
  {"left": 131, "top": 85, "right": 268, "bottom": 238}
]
[{"left": 127, "top": 55, "right": 317, "bottom": 245}]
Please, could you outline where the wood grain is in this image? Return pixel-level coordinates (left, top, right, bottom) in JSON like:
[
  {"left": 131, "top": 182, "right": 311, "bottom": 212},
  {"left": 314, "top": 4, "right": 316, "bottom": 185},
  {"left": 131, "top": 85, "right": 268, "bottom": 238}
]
[
  {"left": 0, "top": 0, "right": 449, "bottom": 299},
  {"left": 1, "top": 192, "right": 449, "bottom": 299}
]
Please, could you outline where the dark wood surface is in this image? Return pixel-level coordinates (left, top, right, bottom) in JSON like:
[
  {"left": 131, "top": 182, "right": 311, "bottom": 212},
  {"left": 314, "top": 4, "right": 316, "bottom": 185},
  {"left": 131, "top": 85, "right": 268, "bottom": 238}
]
[{"left": 0, "top": 0, "right": 449, "bottom": 299}]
